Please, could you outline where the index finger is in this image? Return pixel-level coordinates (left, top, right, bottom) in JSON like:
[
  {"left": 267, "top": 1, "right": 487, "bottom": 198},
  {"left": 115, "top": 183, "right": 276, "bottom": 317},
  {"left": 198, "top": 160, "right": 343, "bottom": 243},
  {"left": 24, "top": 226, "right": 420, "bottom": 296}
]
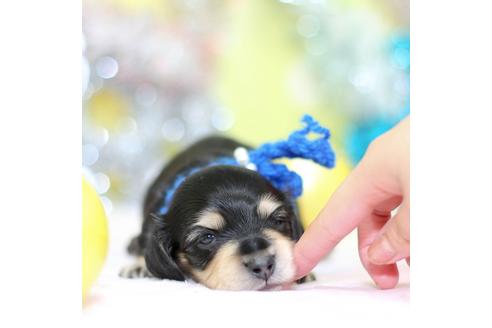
[{"left": 293, "top": 163, "right": 384, "bottom": 279}]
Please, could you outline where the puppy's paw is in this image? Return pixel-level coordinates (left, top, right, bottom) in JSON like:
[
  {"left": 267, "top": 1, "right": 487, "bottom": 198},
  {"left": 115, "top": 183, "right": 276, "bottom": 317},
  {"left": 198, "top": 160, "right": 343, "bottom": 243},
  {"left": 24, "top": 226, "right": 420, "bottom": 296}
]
[
  {"left": 119, "top": 258, "right": 153, "bottom": 279},
  {"left": 296, "top": 272, "right": 316, "bottom": 284},
  {"left": 126, "top": 235, "right": 143, "bottom": 256}
]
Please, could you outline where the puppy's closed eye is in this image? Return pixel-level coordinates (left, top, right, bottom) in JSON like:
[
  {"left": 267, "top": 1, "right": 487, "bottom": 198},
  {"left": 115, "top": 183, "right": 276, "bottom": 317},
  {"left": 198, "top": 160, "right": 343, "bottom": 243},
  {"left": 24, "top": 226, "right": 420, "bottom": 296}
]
[
  {"left": 266, "top": 207, "right": 291, "bottom": 232},
  {"left": 271, "top": 216, "right": 289, "bottom": 229}
]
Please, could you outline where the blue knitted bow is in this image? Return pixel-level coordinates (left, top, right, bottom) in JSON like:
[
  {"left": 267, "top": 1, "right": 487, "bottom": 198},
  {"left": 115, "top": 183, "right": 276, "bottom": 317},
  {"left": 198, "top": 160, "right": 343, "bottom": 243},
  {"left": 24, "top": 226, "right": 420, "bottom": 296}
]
[
  {"left": 157, "top": 115, "right": 335, "bottom": 215},
  {"left": 247, "top": 114, "right": 335, "bottom": 198}
]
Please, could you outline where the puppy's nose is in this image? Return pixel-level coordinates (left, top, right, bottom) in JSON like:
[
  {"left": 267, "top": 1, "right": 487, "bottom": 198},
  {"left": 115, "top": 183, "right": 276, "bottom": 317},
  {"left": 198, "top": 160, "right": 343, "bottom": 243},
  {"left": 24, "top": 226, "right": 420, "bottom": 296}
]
[
  {"left": 239, "top": 236, "right": 271, "bottom": 255},
  {"left": 243, "top": 255, "right": 275, "bottom": 281}
]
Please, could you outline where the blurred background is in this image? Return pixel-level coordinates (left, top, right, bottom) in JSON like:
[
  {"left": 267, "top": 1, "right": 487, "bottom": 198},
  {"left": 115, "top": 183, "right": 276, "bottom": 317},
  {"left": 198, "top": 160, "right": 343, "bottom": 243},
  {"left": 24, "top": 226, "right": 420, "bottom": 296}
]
[{"left": 82, "top": 0, "right": 409, "bottom": 227}]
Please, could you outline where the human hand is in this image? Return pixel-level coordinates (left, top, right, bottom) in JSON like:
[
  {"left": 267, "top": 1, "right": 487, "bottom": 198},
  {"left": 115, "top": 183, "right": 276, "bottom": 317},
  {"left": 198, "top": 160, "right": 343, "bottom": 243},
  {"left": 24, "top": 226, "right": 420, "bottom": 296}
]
[{"left": 294, "top": 116, "right": 410, "bottom": 289}]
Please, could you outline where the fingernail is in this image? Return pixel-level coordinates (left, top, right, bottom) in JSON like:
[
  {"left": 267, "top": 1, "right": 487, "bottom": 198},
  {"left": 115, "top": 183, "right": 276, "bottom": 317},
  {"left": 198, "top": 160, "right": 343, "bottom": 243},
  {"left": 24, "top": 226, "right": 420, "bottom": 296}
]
[{"left": 368, "top": 237, "right": 397, "bottom": 264}]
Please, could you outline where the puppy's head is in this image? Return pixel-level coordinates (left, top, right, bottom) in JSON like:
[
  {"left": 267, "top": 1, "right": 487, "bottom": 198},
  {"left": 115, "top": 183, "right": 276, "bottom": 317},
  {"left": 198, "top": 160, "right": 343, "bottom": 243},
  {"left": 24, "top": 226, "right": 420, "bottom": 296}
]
[{"left": 145, "top": 165, "right": 303, "bottom": 290}]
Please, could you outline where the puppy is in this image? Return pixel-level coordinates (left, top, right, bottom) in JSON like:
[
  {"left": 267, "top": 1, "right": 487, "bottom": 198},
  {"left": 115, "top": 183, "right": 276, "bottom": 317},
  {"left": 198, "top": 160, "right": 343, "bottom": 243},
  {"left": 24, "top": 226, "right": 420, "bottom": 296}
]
[{"left": 120, "top": 136, "right": 313, "bottom": 290}]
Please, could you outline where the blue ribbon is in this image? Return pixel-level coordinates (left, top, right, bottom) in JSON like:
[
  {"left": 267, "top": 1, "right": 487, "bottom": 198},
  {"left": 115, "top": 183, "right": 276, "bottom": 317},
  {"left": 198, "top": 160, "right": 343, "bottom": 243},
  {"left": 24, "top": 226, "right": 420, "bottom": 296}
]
[{"left": 157, "top": 115, "right": 335, "bottom": 215}]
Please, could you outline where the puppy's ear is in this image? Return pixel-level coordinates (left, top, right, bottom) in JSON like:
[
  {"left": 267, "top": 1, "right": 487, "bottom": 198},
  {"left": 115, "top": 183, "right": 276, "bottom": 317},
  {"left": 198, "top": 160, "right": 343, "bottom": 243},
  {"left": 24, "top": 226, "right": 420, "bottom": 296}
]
[
  {"left": 290, "top": 204, "right": 305, "bottom": 241},
  {"left": 144, "top": 214, "right": 185, "bottom": 281},
  {"left": 291, "top": 217, "right": 304, "bottom": 241}
]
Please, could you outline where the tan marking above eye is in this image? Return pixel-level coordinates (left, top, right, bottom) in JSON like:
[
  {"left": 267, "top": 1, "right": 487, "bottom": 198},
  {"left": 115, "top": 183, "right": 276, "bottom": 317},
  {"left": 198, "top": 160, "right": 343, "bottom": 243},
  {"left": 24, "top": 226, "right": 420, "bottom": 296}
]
[
  {"left": 257, "top": 194, "right": 282, "bottom": 218},
  {"left": 193, "top": 210, "right": 225, "bottom": 230}
]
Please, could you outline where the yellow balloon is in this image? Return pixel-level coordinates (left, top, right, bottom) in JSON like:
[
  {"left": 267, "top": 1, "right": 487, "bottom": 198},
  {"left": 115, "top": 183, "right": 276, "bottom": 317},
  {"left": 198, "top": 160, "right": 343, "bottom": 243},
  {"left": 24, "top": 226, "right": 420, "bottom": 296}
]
[{"left": 82, "top": 177, "right": 109, "bottom": 303}]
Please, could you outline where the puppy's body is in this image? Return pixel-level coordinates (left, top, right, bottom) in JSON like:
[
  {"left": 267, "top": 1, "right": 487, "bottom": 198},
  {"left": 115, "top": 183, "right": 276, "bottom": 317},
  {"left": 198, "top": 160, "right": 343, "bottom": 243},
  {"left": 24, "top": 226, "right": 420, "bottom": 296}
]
[{"left": 122, "top": 136, "right": 311, "bottom": 290}]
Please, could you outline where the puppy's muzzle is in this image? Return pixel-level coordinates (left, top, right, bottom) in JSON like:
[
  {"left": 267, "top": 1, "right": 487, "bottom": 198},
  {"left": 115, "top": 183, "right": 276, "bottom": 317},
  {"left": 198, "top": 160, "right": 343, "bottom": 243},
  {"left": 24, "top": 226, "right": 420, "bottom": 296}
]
[{"left": 239, "top": 236, "right": 275, "bottom": 281}]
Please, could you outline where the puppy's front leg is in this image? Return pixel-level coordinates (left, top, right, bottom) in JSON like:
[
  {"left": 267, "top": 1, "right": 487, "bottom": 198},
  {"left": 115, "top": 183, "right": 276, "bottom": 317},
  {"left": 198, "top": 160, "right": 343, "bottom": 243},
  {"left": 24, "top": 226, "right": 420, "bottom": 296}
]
[
  {"left": 296, "top": 272, "right": 316, "bottom": 284},
  {"left": 119, "top": 256, "right": 153, "bottom": 279}
]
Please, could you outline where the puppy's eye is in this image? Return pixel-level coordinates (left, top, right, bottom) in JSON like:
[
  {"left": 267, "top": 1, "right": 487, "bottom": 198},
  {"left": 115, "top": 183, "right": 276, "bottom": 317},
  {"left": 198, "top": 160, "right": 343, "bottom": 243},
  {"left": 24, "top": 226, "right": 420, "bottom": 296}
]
[
  {"left": 199, "top": 233, "right": 216, "bottom": 245},
  {"left": 273, "top": 219, "right": 285, "bottom": 226},
  {"left": 271, "top": 216, "right": 288, "bottom": 229}
]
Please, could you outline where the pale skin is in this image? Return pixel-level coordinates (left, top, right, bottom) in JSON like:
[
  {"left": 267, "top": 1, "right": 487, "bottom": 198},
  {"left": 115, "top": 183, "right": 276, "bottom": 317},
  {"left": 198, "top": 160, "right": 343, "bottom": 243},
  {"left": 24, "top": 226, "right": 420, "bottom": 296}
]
[{"left": 294, "top": 116, "right": 409, "bottom": 289}]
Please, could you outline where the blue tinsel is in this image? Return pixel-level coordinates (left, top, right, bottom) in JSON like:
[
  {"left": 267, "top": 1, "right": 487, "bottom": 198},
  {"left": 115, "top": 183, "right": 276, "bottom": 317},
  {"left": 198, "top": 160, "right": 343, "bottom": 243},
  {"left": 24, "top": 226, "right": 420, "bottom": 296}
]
[{"left": 157, "top": 115, "right": 335, "bottom": 215}]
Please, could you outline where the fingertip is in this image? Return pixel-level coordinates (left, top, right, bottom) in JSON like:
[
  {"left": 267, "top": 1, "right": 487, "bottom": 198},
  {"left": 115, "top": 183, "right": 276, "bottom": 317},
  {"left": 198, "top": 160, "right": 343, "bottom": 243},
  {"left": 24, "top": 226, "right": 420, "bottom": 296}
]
[
  {"left": 293, "top": 246, "right": 312, "bottom": 280},
  {"left": 360, "top": 246, "right": 399, "bottom": 289},
  {"left": 373, "top": 267, "right": 399, "bottom": 289},
  {"left": 368, "top": 263, "right": 399, "bottom": 289}
]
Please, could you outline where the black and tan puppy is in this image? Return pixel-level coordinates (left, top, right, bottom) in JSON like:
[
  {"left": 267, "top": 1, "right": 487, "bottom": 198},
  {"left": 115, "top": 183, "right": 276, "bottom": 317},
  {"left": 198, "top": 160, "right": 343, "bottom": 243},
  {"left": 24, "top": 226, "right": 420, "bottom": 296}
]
[{"left": 120, "top": 136, "right": 312, "bottom": 290}]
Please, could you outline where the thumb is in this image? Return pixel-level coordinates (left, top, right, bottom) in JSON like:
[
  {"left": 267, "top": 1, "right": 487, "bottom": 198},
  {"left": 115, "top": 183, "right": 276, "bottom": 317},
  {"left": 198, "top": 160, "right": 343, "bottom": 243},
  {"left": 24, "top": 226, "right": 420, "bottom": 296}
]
[{"left": 367, "top": 203, "right": 410, "bottom": 265}]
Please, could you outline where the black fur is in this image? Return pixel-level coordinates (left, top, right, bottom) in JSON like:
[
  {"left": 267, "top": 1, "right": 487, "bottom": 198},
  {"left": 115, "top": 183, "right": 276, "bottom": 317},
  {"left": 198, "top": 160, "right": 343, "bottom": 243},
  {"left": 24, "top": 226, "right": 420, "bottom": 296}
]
[{"left": 125, "top": 136, "right": 311, "bottom": 287}]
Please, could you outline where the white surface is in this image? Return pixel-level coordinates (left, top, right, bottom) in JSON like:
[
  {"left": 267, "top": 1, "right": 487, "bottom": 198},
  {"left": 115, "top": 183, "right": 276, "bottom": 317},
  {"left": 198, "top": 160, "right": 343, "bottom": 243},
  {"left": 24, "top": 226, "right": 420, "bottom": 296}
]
[{"left": 83, "top": 205, "right": 409, "bottom": 326}]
